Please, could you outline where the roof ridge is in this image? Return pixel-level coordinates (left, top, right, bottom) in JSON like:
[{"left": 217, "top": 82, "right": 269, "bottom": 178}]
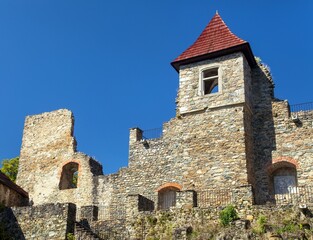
[{"left": 171, "top": 13, "right": 256, "bottom": 71}]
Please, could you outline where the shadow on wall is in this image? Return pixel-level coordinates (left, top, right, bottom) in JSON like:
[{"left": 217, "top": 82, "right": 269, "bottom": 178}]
[
  {"left": 0, "top": 207, "right": 25, "bottom": 240},
  {"left": 252, "top": 65, "right": 276, "bottom": 204}
]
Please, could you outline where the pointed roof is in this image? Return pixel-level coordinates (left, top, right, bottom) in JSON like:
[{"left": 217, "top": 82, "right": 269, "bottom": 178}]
[{"left": 171, "top": 13, "right": 256, "bottom": 71}]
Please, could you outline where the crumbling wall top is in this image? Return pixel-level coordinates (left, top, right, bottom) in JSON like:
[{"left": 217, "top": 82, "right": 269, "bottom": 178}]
[{"left": 20, "top": 109, "right": 76, "bottom": 159}]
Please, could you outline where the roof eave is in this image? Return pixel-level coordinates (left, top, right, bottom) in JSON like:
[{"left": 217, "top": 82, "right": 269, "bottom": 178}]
[
  {"left": 171, "top": 43, "right": 257, "bottom": 72},
  {"left": 0, "top": 172, "right": 29, "bottom": 198}
]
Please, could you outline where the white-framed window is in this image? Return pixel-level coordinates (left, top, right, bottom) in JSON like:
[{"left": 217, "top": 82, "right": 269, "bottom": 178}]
[{"left": 200, "top": 67, "right": 220, "bottom": 95}]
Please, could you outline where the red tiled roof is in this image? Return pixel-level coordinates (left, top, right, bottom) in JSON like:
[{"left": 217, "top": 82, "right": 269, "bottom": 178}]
[{"left": 171, "top": 13, "right": 256, "bottom": 71}]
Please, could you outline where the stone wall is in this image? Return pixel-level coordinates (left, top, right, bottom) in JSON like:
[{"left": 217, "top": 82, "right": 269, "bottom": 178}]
[
  {"left": 251, "top": 63, "right": 313, "bottom": 204},
  {"left": 251, "top": 64, "right": 276, "bottom": 204},
  {"left": 92, "top": 100, "right": 252, "bottom": 221},
  {"left": 270, "top": 102, "right": 313, "bottom": 196},
  {"left": 126, "top": 85, "right": 251, "bottom": 193},
  {"left": 242, "top": 56, "right": 255, "bottom": 189},
  {"left": 271, "top": 101, "right": 313, "bottom": 185},
  {"left": 11, "top": 46, "right": 313, "bottom": 238},
  {"left": 16, "top": 109, "right": 103, "bottom": 207},
  {"left": 0, "top": 203, "right": 76, "bottom": 240},
  {"left": 127, "top": 204, "right": 313, "bottom": 240},
  {"left": 0, "top": 171, "right": 28, "bottom": 207},
  {"left": 87, "top": 52, "right": 268, "bottom": 222}
]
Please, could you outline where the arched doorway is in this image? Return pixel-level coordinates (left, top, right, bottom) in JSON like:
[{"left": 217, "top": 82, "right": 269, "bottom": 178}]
[{"left": 157, "top": 183, "right": 182, "bottom": 210}]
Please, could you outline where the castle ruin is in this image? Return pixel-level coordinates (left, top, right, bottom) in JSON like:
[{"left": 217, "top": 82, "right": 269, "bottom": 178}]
[{"left": 1, "top": 12, "right": 313, "bottom": 239}]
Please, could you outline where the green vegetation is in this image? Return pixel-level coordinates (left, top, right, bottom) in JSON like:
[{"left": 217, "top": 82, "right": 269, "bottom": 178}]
[
  {"left": 253, "top": 215, "right": 267, "bottom": 234},
  {"left": 219, "top": 205, "right": 238, "bottom": 227},
  {"left": 0, "top": 157, "right": 19, "bottom": 182},
  {"left": 186, "top": 226, "right": 198, "bottom": 240},
  {"left": 66, "top": 233, "right": 75, "bottom": 240},
  {"left": 276, "top": 220, "right": 299, "bottom": 234},
  {"left": 146, "top": 215, "right": 157, "bottom": 226},
  {"left": 72, "top": 171, "right": 78, "bottom": 188}
]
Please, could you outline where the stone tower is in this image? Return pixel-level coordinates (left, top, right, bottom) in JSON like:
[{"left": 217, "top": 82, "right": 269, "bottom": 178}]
[
  {"left": 16, "top": 109, "right": 103, "bottom": 206},
  {"left": 170, "top": 13, "right": 257, "bottom": 189}
]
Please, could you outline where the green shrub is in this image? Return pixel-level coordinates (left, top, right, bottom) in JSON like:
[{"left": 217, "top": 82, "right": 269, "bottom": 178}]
[
  {"left": 253, "top": 215, "right": 267, "bottom": 234},
  {"left": 219, "top": 205, "right": 238, "bottom": 226},
  {"left": 66, "top": 233, "right": 75, "bottom": 240},
  {"left": 276, "top": 221, "right": 298, "bottom": 234}
]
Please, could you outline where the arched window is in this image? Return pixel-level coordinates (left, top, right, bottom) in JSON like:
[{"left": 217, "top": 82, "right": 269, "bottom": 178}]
[
  {"left": 272, "top": 166, "right": 297, "bottom": 194},
  {"left": 200, "top": 67, "right": 220, "bottom": 95},
  {"left": 157, "top": 183, "right": 182, "bottom": 210},
  {"left": 59, "top": 162, "right": 79, "bottom": 190}
]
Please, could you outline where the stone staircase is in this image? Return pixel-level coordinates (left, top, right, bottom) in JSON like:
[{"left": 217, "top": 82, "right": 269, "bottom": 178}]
[{"left": 75, "top": 221, "right": 101, "bottom": 240}]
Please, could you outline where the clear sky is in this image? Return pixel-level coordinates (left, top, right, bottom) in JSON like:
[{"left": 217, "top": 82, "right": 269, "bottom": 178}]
[{"left": 1, "top": 1, "right": 312, "bottom": 174}]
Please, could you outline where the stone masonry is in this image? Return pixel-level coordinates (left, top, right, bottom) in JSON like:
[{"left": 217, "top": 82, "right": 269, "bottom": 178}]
[
  {"left": 2, "top": 12, "right": 313, "bottom": 239},
  {"left": 16, "top": 109, "right": 103, "bottom": 207}
]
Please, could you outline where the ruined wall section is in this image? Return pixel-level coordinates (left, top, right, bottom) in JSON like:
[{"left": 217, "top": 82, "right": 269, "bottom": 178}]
[
  {"left": 93, "top": 173, "right": 120, "bottom": 220},
  {"left": 17, "top": 109, "right": 76, "bottom": 195},
  {"left": 16, "top": 109, "right": 102, "bottom": 207},
  {"left": 271, "top": 101, "right": 313, "bottom": 187},
  {"left": 40, "top": 153, "right": 102, "bottom": 207},
  {"left": 176, "top": 52, "right": 246, "bottom": 115}
]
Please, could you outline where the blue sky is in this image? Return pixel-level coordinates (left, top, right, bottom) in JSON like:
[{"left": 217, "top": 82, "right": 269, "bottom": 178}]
[{"left": 1, "top": 1, "right": 312, "bottom": 174}]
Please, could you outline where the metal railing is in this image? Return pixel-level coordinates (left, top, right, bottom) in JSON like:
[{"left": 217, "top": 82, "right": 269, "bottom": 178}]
[
  {"left": 142, "top": 127, "right": 163, "bottom": 140},
  {"left": 97, "top": 205, "right": 126, "bottom": 221},
  {"left": 274, "top": 186, "right": 313, "bottom": 205},
  {"left": 94, "top": 226, "right": 129, "bottom": 240},
  {"left": 290, "top": 102, "right": 313, "bottom": 114},
  {"left": 76, "top": 205, "right": 126, "bottom": 221},
  {"left": 76, "top": 220, "right": 129, "bottom": 240},
  {"left": 197, "top": 189, "right": 232, "bottom": 208}
]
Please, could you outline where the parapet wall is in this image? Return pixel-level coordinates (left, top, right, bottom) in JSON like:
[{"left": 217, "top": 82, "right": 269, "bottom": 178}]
[{"left": 0, "top": 203, "right": 76, "bottom": 240}]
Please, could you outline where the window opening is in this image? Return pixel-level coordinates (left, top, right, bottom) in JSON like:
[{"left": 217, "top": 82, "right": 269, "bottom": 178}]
[
  {"left": 273, "top": 167, "right": 297, "bottom": 194},
  {"left": 59, "top": 162, "right": 79, "bottom": 190},
  {"left": 72, "top": 171, "right": 78, "bottom": 188},
  {"left": 202, "top": 68, "right": 219, "bottom": 95}
]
